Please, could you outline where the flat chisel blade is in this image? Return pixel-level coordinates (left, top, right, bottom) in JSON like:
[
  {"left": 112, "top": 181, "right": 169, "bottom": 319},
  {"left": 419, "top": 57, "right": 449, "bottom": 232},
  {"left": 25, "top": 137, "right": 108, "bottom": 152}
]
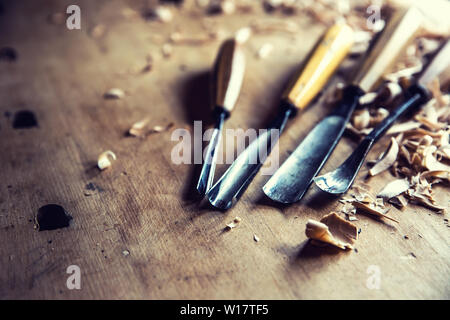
[{"left": 263, "top": 115, "right": 348, "bottom": 203}]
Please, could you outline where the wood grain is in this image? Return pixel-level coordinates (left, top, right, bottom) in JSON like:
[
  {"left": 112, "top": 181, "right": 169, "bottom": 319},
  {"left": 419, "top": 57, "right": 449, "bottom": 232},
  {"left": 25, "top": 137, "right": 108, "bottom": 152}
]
[{"left": 0, "top": 0, "right": 449, "bottom": 300}]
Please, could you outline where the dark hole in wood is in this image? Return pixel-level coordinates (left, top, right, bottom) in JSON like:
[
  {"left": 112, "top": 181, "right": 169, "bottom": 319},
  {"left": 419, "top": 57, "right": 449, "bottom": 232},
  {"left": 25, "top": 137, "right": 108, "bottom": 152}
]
[
  {"left": 12, "top": 110, "right": 38, "bottom": 129},
  {"left": 36, "top": 204, "right": 72, "bottom": 231}
]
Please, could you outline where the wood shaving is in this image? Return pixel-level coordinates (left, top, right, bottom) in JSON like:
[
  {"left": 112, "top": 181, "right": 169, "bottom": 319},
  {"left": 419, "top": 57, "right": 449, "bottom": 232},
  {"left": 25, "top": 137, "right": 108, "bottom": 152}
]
[
  {"left": 359, "top": 92, "right": 377, "bottom": 106},
  {"left": 256, "top": 43, "right": 273, "bottom": 59},
  {"left": 305, "top": 212, "right": 357, "bottom": 250},
  {"left": 406, "top": 190, "right": 445, "bottom": 213},
  {"left": 104, "top": 88, "right": 125, "bottom": 99},
  {"left": 377, "top": 179, "right": 410, "bottom": 199},
  {"left": 225, "top": 217, "right": 241, "bottom": 230},
  {"left": 220, "top": 0, "right": 236, "bottom": 15},
  {"left": 98, "top": 150, "right": 116, "bottom": 170},
  {"left": 253, "top": 234, "right": 259, "bottom": 242},
  {"left": 378, "top": 82, "right": 403, "bottom": 104},
  {"left": 129, "top": 118, "right": 150, "bottom": 137},
  {"left": 129, "top": 120, "right": 174, "bottom": 137},
  {"left": 352, "top": 201, "right": 399, "bottom": 223},
  {"left": 389, "top": 194, "right": 408, "bottom": 208},
  {"left": 234, "top": 27, "right": 252, "bottom": 44},
  {"left": 369, "top": 137, "right": 399, "bottom": 176},
  {"left": 386, "top": 121, "right": 422, "bottom": 135},
  {"left": 150, "top": 122, "right": 174, "bottom": 134},
  {"left": 152, "top": 6, "right": 173, "bottom": 23},
  {"left": 352, "top": 109, "right": 370, "bottom": 130}
]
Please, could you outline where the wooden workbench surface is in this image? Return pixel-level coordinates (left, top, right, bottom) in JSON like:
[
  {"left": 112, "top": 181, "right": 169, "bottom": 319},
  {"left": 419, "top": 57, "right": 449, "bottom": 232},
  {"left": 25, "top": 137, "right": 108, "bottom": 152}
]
[{"left": 0, "top": 0, "right": 449, "bottom": 299}]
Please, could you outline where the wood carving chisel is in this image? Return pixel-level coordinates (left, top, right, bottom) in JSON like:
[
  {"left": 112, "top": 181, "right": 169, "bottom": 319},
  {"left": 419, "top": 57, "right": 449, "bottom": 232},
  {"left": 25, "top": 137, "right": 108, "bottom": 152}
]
[
  {"left": 314, "top": 39, "right": 450, "bottom": 194},
  {"left": 263, "top": 7, "right": 424, "bottom": 203},
  {"left": 207, "top": 23, "right": 355, "bottom": 209},
  {"left": 196, "top": 38, "right": 246, "bottom": 196}
]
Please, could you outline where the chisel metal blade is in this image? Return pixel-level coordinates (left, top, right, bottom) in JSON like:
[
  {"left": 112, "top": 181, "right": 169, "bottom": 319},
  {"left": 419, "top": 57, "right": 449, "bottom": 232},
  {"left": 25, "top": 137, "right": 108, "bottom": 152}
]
[
  {"left": 263, "top": 116, "right": 346, "bottom": 203},
  {"left": 207, "top": 108, "right": 292, "bottom": 210},
  {"left": 263, "top": 85, "right": 362, "bottom": 203}
]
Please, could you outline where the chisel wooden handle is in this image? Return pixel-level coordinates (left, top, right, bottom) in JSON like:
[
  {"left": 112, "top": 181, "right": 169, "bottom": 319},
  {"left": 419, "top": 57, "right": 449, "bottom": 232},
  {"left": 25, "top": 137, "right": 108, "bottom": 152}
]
[
  {"left": 212, "top": 38, "right": 246, "bottom": 116},
  {"left": 282, "top": 23, "right": 354, "bottom": 111},
  {"left": 352, "top": 7, "right": 423, "bottom": 92}
]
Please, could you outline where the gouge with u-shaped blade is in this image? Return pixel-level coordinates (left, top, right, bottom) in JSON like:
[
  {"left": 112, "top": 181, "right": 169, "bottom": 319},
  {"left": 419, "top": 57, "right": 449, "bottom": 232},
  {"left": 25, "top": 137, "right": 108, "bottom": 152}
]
[
  {"left": 263, "top": 7, "right": 424, "bottom": 203},
  {"left": 207, "top": 23, "right": 355, "bottom": 209}
]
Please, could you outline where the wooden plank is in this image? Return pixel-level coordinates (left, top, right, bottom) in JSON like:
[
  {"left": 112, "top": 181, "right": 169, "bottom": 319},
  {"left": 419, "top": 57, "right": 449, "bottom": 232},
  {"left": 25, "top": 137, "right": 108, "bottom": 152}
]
[{"left": 0, "top": 0, "right": 449, "bottom": 299}]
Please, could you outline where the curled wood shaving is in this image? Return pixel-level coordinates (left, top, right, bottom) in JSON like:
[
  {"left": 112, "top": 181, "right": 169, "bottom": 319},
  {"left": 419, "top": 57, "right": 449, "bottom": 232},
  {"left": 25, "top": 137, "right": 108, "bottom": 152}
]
[
  {"left": 235, "top": 27, "right": 252, "bottom": 44},
  {"left": 98, "top": 150, "right": 116, "bottom": 170},
  {"left": 352, "top": 109, "right": 370, "bottom": 130},
  {"left": 383, "top": 63, "right": 423, "bottom": 83},
  {"left": 352, "top": 201, "right": 398, "bottom": 223},
  {"left": 129, "top": 120, "right": 174, "bottom": 138},
  {"left": 152, "top": 6, "right": 173, "bottom": 23},
  {"left": 358, "top": 92, "right": 377, "bottom": 106},
  {"left": 253, "top": 234, "right": 260, "bottom": 242},
  {"left": 129, "top": 118, "right": 150, "bottom": 137},
  {"left": 225, "top": 217, "right": 241, "bottom": 230},
  {"left": 389, "top": 194, "right": 408, "bottom": 208},
  {"left": 406, "top": 190, "right": 445, "bottom": 213},
  {"left": 104, "top": 88, "right": 125, "bottom": 99},
  {"left": 369, "top": 137, "right": 399, "bottom": 176},
  {"left": 256, "top": 43, "right": 274, "bottom": 59},
  {"left": 377, "top": 179, "right": 410, "bottom": 199},
  {"left": 379, "top": 82, "right": 403, "bottom": 104},
  {"left": 386, "top": 121, "right": 422, "bottom": 135},
  {"left": 421, "top": 170, "right": 450, "bottom": 182},
  {"left": 150, "top": 123, "right": 174, "bottom": 134},
  {"left": 305, "top": 212, "right": 357, "bottom": 250}
]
